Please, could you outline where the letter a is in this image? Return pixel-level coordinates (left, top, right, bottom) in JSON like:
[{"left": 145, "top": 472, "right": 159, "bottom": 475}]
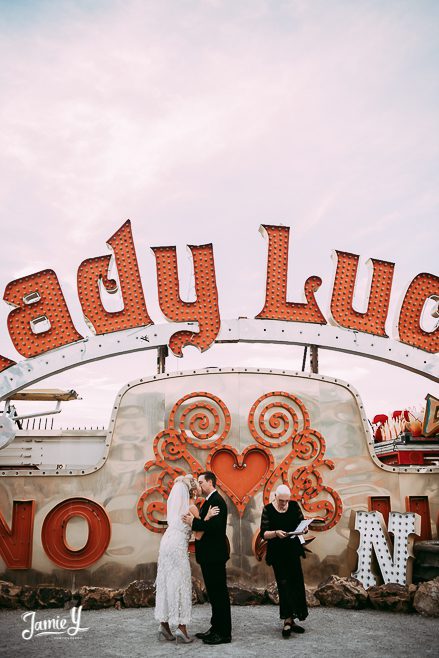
[{"left": 4, "top": 270, "right": 83, "bottom": 358}]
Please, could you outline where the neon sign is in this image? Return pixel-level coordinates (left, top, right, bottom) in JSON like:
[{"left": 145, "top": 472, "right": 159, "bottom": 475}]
[
  {"left": 350, "top": 510, "right": 420, "bottom": 587},
  {"left": 0, "top": 222, "right": 437, "bottom": 392},
  {"left": 0, "top": 368, "right": 437, "bottom": 585}
]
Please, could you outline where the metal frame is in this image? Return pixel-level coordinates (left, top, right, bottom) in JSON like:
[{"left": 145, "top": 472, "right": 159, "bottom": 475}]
[
  {"left": 106, "top": 367, "right": 437, "bottom": 475},
  {"left": 2, "top": 365, "right": 435, "bottom": 476},
  {"left": 0, "top": 399, "right": 63, "bottom": 448},
  {"left": 3, "top": 399, "right": 62, "bottom": 422},
  {"left": 0, "top": 319, "right": 437, "bottom": 403}
]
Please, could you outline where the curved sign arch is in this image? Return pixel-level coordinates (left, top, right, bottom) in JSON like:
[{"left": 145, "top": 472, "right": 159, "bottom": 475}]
[{"left": 0, "top": 318, "right": 437, "bottom": 402}]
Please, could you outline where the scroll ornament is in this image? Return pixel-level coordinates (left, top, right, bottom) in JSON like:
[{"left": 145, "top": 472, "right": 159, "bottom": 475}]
[{"left": 137, "top": 391, "right": 342, "bottom": 535}]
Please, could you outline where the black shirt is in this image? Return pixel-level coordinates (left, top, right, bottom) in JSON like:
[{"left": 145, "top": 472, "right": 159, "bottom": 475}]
[{"left": 260, "top": 501, "right": 305, "bottom": 565}]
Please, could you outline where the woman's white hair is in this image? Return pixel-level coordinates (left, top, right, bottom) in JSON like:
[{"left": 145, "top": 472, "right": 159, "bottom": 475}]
[{"left": 275, "top": 484, "right": 291, "bottom": 496}]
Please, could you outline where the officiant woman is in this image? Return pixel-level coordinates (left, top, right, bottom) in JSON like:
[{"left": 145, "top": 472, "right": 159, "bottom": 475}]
[{"left": 260, "top": 484, "right": 309, "bottom": 637}]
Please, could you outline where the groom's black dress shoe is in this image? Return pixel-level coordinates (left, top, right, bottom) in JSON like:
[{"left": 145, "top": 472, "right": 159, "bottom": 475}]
[
  {"left": 195, "top": 629, "right": 213, "bottom": 640},
  {"left": 202, "top": 633, "right": 231, "bottom": 645}
]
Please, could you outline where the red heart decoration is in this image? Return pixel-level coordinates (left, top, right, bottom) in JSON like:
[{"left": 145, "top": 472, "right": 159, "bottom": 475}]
[{"left": 207, "top": 445, "right": 273, "bottom": 516}]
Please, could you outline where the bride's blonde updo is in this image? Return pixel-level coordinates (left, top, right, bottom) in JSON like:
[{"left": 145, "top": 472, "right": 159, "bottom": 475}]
[{"left": 174, "top": 474, "right": 198, "bottom": 497}]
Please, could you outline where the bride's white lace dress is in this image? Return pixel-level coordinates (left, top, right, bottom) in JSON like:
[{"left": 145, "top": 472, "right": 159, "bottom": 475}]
[{"left": 154, "top": 483, "right": 193, "bottom": 626}]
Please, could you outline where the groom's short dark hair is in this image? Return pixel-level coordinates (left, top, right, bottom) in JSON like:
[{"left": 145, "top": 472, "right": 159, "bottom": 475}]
[{"left": 201, "top": 470, "right": 216, "bottom": 487}]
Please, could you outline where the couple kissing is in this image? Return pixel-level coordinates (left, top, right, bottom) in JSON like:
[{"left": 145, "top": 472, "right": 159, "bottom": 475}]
[{"left": 154, "top": 471, "right": 232, "bottom": 645}]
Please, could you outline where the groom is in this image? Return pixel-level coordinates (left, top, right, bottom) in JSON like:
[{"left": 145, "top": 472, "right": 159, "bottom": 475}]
[{"left": 183, "top": 470, "right": 232, "bottom": 645}]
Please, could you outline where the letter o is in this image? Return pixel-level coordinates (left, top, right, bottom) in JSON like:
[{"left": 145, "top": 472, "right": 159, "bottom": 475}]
[{"left": 42, "top": 498, "right": 111, "bottom": 569}]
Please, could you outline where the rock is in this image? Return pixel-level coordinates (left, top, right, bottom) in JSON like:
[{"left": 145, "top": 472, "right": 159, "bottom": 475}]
[
  {"left": 368, "top": 583, "right": 414, "bottom": 613},
  {"left": 191, "top": 577, "right": 206, "bottom": 604},
  {"left": 265, "top": 582, "right": 279, "bottom": 605},
  {"left": 19, "top": 586, "right": 38, "bottom": 609},
  {"left": 263, "top": 582, "right": 319, "bottom": 608},
  {"left": 0, "top": 580, "right": 22, "bottom": 608},
  {"left": 123, "top": 580, "right": 155, "bottom": 607},
  {"left": 305, "top": 585, "right": 320, "bottom": 607},
  {"left": 228, "top": 584, "right": 267, "bottom": 605},
  {"left": 77, "top": 586, "right": 124, "bottom": 610},
  {"left": 315, "top": 576, "right": 367, "bottom": 609},
  {"left": 35, "top": 585, "right": 72, "bottom": 609},
  {"left": 413, "top": 577, "right": 439, "bottom": 617},
  {"left": 408, "top": 583, "right": 418, "bottom": 605},
  {"left": 64, "top": 596, "right": 80, "bottom": 610}
]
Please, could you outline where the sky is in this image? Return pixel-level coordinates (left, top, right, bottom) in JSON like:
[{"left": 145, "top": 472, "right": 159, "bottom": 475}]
[{"left": 0, "top": 0, "right": 437, "bottom": 429}]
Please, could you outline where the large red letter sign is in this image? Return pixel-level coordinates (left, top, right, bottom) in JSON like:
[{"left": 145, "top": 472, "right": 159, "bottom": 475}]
[
  {"left": 41, "top": 498, "right": 111, "bottom": 569},
  {"left": 330, "top": 252, "right": 394, "bottom": 336},
  {"left": 4, "top": 270, "right": 83, "bottom": 357},
  {"left": 0, "top": 500, "right": 35, "bottom": 569},
  {"left": 152, "top": 243, "right": 220, "bottom": 356},
  {"left": 398, "top": 273, "right": 439, "bottom": 353},
  {"left": 77, "top": 220, "right": 153, "bottom": 334},
  {"left": 256, "top": 225, "right": 326, "bottom": 324},
  {"left": 0, "top": 354, "right": 15, "bottom": 374}
]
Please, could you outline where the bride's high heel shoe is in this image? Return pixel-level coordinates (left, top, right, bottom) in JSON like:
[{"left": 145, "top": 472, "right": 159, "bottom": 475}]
[
  {"left": 158, "top": 624, "right": 175, "bottom": 641},
  {"left": 175, "top": 628, "right": 193, "bottom": 644}
]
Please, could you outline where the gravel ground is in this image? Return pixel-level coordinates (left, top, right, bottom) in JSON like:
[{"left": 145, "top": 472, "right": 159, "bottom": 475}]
[{"left": 0, "top": 604, "right": 438, "bottom": 658}]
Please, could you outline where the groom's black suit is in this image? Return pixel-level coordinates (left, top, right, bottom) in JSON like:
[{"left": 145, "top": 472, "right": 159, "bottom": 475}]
[{"left": 192, "top": 490, "right": 231, "bottom": 639}]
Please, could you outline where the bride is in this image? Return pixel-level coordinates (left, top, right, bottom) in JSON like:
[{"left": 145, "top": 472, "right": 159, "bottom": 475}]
[{"left": 154, "top": 474, "right": 219, "bottom": 643}]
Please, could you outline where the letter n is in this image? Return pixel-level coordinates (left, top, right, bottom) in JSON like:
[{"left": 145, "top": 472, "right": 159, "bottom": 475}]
[
  {"left": 0, "top": 500, "right": 35, "bottom": 569},
  {"left": 351, "top": 510, "right": 419, "bottom": 587}
]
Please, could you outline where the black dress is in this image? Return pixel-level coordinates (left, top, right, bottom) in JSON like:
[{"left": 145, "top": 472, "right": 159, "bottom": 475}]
[{"left": 260, "top": 501, "right": 308, "bottom": 621}]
